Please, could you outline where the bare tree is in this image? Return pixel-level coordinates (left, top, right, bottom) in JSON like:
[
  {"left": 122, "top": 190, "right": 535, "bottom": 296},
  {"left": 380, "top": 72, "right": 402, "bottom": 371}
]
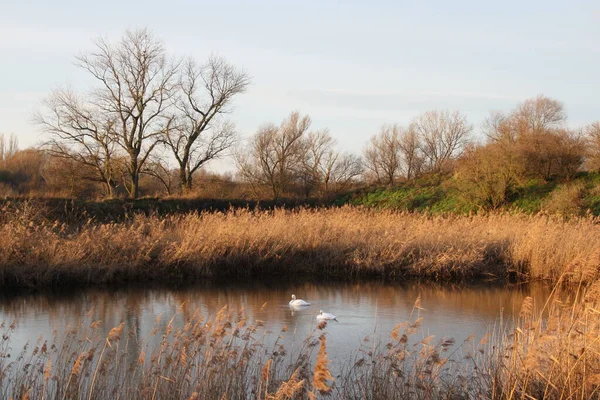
[
  {"left": 141, "top": 156, "right": 177, "bottom": 196},
  {"left": 411, "top": 110, "right": 472, "bottom": 173},
  {"left": 364, "top": 124, "right": 423, "bottom": 185},
  {"left": 237, "top": 112, "right": 310, "bottom": 200},
  {"left": 483, "top": 111, "right": 517, "bottom": 144},
  {"left": 363, "top": 125, "right": 403, "bottom": 185},
  {"left": 41, "top": 155, "right": 101, "bottom": 198},
  {"left": 320, "top": 152, "right": 362, "bottom": 196},
  {"left": 297, "top": 129, "right": 332, "bottom": 197},
  {"left": 166, "top": 56, "right": 250, "bottom": 192},
  {"left": 585, "top": 122, "right": 600, "bottom": 172},
  {"left": 0, "top": 133, "right": 18, "bottom": 165},
  {"left": 486, "top": 96, "right": 567, "bottom": 144},
  {"left": 399, "top": 126, "right": 423, "bottom": 180},
  {"left": 303, "top": 130, "right": 362, "bottom": 197},
  {"left": 514, "top": 95, "right": 566, "bottom": 135},
  {"left": 75, "top": 28, "right": 179, "bottom": 198},
  {"left": 554, "top": 129, "right": 586, "bottom": 180},
  {"left": 35, "top": 88, "right": 119, "bottom": 197}
]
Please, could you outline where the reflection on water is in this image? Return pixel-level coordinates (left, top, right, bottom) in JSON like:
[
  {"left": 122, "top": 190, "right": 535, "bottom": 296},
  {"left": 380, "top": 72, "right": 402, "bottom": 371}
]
[{"left": 0, "top": 280, "right": 550, "bottom": 365}]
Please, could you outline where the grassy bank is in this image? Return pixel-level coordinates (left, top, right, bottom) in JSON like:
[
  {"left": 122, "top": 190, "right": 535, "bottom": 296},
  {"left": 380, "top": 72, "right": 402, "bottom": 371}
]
[
  {"left": 346, "top": 172, "right": 600, "bottom": 216},
  {"left": 1, "top": 284, "right": 599, "bottom": 399},
  {"left": 1, "top": 205, "right": 599, "bottom": 288}
]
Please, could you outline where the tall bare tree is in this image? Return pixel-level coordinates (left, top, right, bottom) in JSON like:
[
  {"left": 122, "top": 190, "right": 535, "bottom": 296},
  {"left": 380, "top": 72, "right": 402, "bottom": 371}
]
[
  {"left": 75, "top": 28, "right": 179, "bottom": 198},
  {"left": 237, "top": 112, "right": 310, "bottom": 200},
  {"left": 485, "top": 96, "right": 566, "bottom": 144},
  {"left": 411, "top": 110, "right": 472, "bottom": 173},
  {"left": 166, "top": 56, "right": 250, "bottom": 192}
]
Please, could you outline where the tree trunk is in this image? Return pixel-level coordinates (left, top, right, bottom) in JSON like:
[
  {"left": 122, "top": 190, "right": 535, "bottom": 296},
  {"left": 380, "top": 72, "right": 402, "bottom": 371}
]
[
  {"left": 178, "top": 168, "right": 194, "bottom": 194},
  {"left": 130, "top": 173, "right": 139, "bottom": 199},
  {"left": 105, "top": 181, "right": 114, "bottom": 198},
  {"left": 178, "top": 168, "right": 187, "bottom": 194},
  {"left": 185, "top": 173, "right": 193, "bottom": 191}
]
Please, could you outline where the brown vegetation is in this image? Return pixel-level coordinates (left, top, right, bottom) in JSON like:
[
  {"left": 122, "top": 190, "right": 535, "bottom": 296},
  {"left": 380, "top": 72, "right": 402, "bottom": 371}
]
[
  {"left": 489, "top": 280, "right": 600, "bottom": 399},
  {"left": 454, "top": 96, "right": 593, "bottom": 209},
  {"left": 1, "top": 204, "right": 599, "bottom": 288}
]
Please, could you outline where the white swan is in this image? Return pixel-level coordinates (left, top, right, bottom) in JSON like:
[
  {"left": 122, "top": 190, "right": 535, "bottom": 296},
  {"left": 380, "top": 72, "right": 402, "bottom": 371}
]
[
  {"left": 289, "top": 294, "right": 311, "bottom": 307},
  {"left": 317, "top": 310, "right": 337, "bottom": 320}
]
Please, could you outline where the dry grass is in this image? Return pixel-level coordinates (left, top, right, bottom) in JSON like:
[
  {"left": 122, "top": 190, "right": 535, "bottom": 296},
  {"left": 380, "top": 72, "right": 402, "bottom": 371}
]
[
  {"left": 490, "top": 280, "right": 600, "bottom": 399},
  {"left": 1, "top": 203, "right": 600, "bottom": 288}
]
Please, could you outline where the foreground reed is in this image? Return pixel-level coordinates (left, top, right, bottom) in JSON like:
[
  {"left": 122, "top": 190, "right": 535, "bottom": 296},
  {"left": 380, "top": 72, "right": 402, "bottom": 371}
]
[
  {"left": 0, "top": 300, "right": 495, "bottom": 399},
  {"left": 2, "top": 285, "right": 600, "bottom": 399},
  {"left": 1, "top": 204, "right": 599, "bottom": 288},
  {"left": 495, "top": 280, "right": 600, "bottom": 399}
]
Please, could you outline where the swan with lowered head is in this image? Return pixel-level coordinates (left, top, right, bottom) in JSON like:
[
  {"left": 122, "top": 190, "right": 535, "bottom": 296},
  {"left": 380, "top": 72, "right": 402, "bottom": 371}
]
[
  {"left": 289, "top": 294, "right": 311, "bottom": 307},
  {"left": 317, "top": 310, "right": 337, "bottom": 320}
]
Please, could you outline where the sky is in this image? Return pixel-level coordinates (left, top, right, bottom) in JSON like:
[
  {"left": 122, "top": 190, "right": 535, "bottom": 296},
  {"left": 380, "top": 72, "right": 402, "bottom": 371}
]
[{"left": 1, "top": 0, "right": 599, "bottom": 171}]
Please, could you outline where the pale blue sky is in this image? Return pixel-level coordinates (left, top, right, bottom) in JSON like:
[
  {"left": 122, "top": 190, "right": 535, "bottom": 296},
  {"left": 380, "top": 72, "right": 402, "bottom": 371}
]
[{"left": 1, "top": 0, "right": 599, "bottom": 164}]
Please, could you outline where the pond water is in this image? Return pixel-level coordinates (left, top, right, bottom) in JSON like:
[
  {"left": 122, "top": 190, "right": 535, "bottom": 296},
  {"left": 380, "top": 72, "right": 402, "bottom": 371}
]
[{"left": 0, "top": 279, "right": 549, "bottom": 368}]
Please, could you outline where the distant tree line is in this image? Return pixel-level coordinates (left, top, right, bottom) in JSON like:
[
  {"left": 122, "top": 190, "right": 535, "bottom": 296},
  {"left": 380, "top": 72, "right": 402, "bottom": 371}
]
[
  {"left": 236, "top": 112, "right": 362, "bottom": 200},
  {"left": 1, "top": 29, "right": 599, "bottom": 205}
]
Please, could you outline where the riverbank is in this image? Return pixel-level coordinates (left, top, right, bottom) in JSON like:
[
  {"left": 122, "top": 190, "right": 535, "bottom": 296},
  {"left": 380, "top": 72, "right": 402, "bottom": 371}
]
[{"left": 1, "top": 205, "right": 599, "bottom": 289}]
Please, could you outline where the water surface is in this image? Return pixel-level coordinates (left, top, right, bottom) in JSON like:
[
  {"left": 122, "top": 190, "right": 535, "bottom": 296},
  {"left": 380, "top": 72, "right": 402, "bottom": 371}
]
[{"left": 0, "top": 280, "right": 549, "bottom": 366}]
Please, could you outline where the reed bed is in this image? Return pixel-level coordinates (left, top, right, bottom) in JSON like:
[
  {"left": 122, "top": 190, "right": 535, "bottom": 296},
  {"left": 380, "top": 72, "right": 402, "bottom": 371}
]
[
  {"left": 2, "top": 287, "right": 600, "bottom": 399},
  {"left": 1, "top": 204, "right": 599, "bottom": 288},
  {"left": 0, "top": 299, "right": 496, "bottom": 400},
  {"left": 492, "top": 280, "right": 600, "bottom": 399},
  {"left": 0, "top": 304, "right": 315, "bottom": 400}
]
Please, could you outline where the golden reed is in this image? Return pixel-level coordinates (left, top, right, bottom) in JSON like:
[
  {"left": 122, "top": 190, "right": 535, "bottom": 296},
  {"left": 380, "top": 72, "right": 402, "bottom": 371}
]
[{"left": 1, "top": 206, "right": 599, "bottom": 288}]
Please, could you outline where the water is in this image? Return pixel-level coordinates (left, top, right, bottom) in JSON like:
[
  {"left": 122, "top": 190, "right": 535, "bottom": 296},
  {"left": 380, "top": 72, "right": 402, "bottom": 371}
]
[{"left": 0, "top": 279, "right": 549, "bottom": 367}]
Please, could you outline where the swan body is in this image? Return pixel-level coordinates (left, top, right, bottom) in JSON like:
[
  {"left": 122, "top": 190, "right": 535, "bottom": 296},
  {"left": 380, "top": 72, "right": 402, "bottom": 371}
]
[
  {"left": 317, "top": 310, "right": 337, "bottom": 320},
  {"left": 289, "top": 294, "right": 310, "bottom": 307}
]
